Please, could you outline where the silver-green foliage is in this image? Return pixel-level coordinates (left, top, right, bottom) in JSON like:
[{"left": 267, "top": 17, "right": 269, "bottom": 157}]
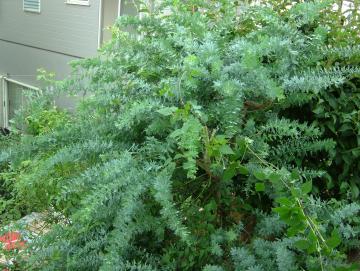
[{"left": 1, "top": 0, "right": 360, "bottom": 270}]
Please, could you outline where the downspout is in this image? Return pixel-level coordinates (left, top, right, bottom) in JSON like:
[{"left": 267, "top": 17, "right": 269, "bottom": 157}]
[
  {"left": 118, "top": 0, "right": 122, "bottom": 16},
  {"left": 97, "top": 0, "right": 103, "bottom": 48},
  {"left": 0, "top": 75, "right": 8, "bottom": 129}
]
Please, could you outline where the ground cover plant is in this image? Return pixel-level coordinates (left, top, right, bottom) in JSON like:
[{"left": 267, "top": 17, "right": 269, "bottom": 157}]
[{"left": 1, "top": 0, "right": 360, "bottom": 270}]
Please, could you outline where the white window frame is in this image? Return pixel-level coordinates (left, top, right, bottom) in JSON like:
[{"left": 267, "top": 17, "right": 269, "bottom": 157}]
[
  {"left": 66, "top": 0, "right": 90, "bottom": 6},
  {"left": 0, "top": 77, "right": 40, "bottom": 129},
  {"left": 23, "top": 0, "right": 41, "bottom": 13}
]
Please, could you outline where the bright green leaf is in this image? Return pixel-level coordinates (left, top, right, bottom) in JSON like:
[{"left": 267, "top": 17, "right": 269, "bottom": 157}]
[
  {"left": 219, "top": 145, "right": 234, "bottom": 155},
  {"left": 301, "top": 181, "right": 312, "bottom": 194},
  {"left": 290, "top": 169, "right": 301, "bottom": 180},
  {"left": 237, "top": 164, "right": 249, "bottom": 175},
  {"left": 294, "top": 239, "right": 310, "bottom": 250},
  {"left": 223, "top": 165, "right": 236, "bottom": 181},
  {"left": 254, "top": 170, "right": 267, "bottom": 181},
  {"left": 327, "top": 229, "right": 341, "bottom": 249},
  {"left": 269, "top": 172, "right": 281, "bottom": 184},
  {"left": 255, "top": 182, "right": 265, "bottom": 192},
  {"left": 157, "top": 107, "right": 178, "bottom": 116}
]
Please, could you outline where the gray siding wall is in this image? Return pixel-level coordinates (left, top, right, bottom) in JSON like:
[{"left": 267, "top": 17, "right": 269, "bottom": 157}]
[
  {"left": 0, "top": 0, "right": 139, "bottom": 127},
  {"left": 0, "top": 40, "right": 82, "bottom": 112},
  {"left": 0, "top": 39, "right": 76, "bottom": 86},
  {"left": 0, "top": 78, "right": 4, "bottom": 127},
  {"left": 0, "top": 0, "right": 100, "bottom": 58}
]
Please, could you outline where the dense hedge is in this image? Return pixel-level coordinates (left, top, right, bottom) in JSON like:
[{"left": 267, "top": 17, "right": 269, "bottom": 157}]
[{"left": 1, "top": 0, "right": 360, "bottom": 270}]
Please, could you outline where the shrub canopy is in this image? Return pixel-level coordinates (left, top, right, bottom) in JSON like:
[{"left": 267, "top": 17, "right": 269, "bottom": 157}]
[{"left": 1, "top": 0, "right": 360, "bottom": 270}]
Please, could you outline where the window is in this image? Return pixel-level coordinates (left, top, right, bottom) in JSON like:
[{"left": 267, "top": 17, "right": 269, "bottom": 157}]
[
  {"left": 23, "top": 0, "right": 41, "bottom": 13},
  {"left": 0, "top": 77, "right": 39, "bottom": 129},
  {"left": 66, "top": 0, "right": 90, "bottom": 6}
]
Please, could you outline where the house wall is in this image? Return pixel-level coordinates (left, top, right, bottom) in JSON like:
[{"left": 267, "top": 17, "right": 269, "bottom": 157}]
[
  {"left": 0, "top": 39, "right": 79, "bottom": 114},
  {"left": 100, "top": 0, "right": 138, "bottom": 43},
  {"left": 0, "top": 0, "right": 100, "bottom": 117},
  {"left": 102, "top": 0, "right": 120, "bottom": 43},
  {"left": 0, "top": 0, "right": 138, "bottom": 128},
  {"left": 0, "top": 0, "right": 100, "bottom": 58},
  {"left": 0, "top": 40, "right": 75, "bottom": 87},
  {"left": 0, "top": 0, "right": 100, "bottom": 127}
]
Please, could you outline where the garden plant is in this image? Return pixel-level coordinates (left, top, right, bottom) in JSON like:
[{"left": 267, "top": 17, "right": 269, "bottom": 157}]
[{"left": 1, "top": 0, "right": 360, "bottom": 270}]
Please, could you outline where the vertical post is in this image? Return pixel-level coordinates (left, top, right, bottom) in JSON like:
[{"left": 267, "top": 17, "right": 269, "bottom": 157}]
[
  {"left": 97, "top": 0, "right": 103, "bottom": 48},
  {"left": 0, "top": 76, "right": 3, "bottom": 128},
  {"left": 2, "top": 77, "right": 9, "bottom": 129},
  {"left": 118, "top": 0, "right": 122, "bottom": 16}
]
